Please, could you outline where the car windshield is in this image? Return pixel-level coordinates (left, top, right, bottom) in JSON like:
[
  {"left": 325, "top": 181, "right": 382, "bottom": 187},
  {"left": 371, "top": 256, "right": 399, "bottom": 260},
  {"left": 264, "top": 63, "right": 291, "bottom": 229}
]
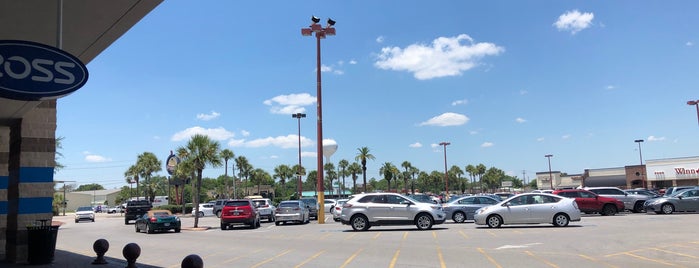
[
  {"left": 301, "top": 199, "right": 317, "bottom": 205},
  {"left": 253, "top": 200, "right": 267, "bottom": 206},
  {"left": 279, "top": 202, "right": 300, "bottom": 208},
  {"left": 152, "top": 211, "right": 171, "bottom": 217},
  {"left": 77, "top": 207, "right": 92, "bottom": 212},
  {"left": 225, "top": 201, "right": 250, "bottom": 207}
]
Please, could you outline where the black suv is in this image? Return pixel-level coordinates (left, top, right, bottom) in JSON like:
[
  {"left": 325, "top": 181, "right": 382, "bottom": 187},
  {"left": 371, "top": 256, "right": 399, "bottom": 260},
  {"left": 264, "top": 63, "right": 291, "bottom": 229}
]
[{"left": 300, "top": 198, "right": 318, "bottom": 220}]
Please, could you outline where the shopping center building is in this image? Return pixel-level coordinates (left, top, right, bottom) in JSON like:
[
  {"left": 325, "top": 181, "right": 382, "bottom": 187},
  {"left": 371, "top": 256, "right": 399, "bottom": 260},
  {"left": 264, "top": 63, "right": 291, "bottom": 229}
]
[{"left": 0, "top": 1, "right": 162, "bottom": 263}]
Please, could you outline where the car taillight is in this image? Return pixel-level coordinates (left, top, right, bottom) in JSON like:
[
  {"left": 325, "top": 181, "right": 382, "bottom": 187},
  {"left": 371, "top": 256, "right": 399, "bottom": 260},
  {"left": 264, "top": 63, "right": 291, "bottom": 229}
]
[
  {"left": 275, "top": 208, "right": 281, "bottom": 212},
  {"left": 335, "top": 206, "right": 342, "bottom": 211},
  {"left": 261, "top": 205, "right": 269, "bottom": 208},
  {"left": 293, "top": 207, "right": 300, "bottom": 211},
  {"left": 149, "top": 217, "right": 157, "bottom": 223},
  {"left": 343, "top": 203, "right": 353, "bottom": 208}
]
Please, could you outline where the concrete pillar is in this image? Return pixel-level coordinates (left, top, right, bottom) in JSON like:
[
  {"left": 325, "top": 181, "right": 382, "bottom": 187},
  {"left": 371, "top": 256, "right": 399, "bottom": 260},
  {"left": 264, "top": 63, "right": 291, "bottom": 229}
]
[{"left": 4, "top": 100, "right": 57, "bottom": 263}]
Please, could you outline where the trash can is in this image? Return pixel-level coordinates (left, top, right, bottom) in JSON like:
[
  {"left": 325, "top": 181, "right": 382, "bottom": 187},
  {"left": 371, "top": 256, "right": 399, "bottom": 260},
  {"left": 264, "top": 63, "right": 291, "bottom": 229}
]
[{"left": 27, "top": 219, "right": 59, "bottom": 265}]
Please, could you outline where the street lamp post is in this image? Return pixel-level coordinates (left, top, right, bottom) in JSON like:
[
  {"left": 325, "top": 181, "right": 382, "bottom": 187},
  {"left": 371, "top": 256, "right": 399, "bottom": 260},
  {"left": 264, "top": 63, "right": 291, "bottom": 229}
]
[
  {"left": 545, "top": 154, "right": 554, "bottom": 190},
  {"left": 635, "top": 139, "right": 645, "bottom": 188},
  {"left": 688, "top": 100, "right": 699, "bottom": 127},
  {"left": 439, "top": 142, "right": 451, "bottom": 199},
  {"left": 302, "top": 16, "right": 336, "bottom": 224},
  {"left": 292, "top": 113, "right": 306, "bottom": 198}
]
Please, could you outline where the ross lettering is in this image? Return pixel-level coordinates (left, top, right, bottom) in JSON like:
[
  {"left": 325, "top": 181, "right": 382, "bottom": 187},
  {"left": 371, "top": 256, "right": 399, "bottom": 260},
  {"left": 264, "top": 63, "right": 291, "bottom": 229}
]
[{"left": 0, "top": 54, "right": 76, "bottom": 84}]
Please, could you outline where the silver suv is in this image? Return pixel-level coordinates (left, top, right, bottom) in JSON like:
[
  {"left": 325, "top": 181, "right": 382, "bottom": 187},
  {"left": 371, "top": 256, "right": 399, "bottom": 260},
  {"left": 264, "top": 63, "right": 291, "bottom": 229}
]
[
  {"left": 340, "top": 193, "right": 446, "bottom": 231},
  {"left": 252, "top": 198, "right": 276, "bottom": 222},
  {"left": 585, "top": 187, "right": 648, "bottom": 213}
]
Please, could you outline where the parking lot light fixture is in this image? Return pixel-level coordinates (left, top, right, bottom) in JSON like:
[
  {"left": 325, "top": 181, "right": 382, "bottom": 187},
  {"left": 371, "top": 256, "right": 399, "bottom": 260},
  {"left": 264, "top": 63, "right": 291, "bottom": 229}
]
[
  {"left": 292, "top": 113, "right": 306, "bottom": 198},
  {"left": 439, "top": 142, "right": 451, "bottom": 199},
  {"left": 545, "top": 154, "right": 553, "bottom": 190},
  {"left": 688, "top": 100, "right": 699, "bottom": 127}
]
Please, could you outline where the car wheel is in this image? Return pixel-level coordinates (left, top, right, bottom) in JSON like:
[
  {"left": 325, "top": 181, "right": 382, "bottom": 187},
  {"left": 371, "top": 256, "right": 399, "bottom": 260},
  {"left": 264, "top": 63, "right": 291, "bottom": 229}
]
[
  {"left": 415, "top": 213, "right": 434, "bottom": 230},
  {"left": 350, "top": 215, "right": 370, "bottom": 231},
  {"left": 146, "top": 224, "right": 153, "bottom": 234},
  {"left": 197, "top": 212, "right": 204, "bottom": 218},
  {"left": 91, "top": 219, "right": 95, "bottom": 222},
  {"left": 661, "top": 203, "right": 674, "bottom": 214},
  {"left": 633, "top": 201, "right": 645, "bottom": 213},
  {"left": 175, "top": 228, "right": 181, "bottom": 233},
  {"left": 269, "top": 215, "right": 274, "bottom": 222},
  {"left": 220, "top": 223, "right": 227, "bottom": 230},
  {"left": 216, "top": 211, "right": 222, "bottom": 218},
  {"left": 452, "top": 211, "right": 466, "bottom": 223},
  {"left": 486, "top": 215, "right": 502, "bottom": 228},
  {"left": 256, "top": 218, "right": 261, "bottom": 228},
  {"left": 602, "top": 204, "right": 617, "bottom": 216},
  {"left": 275, "top": 221, "right": 280, "bottom": 226},
  {"left": 75, "top": 220, "right": 78, "bottom": 223},
  {"left": 125, "top": 219, "right": 129, "bottom": 225},
  {"left": 553, "top": 213, "right": 570, "bottom": 227}
]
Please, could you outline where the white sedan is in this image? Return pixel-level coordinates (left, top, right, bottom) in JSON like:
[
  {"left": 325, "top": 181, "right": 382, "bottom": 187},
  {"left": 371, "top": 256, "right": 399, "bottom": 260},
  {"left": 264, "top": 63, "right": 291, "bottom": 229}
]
[
  {"left": 192, "top": 203, "right": 215, "bottom": 218},
  {"left": 474, "top": 193, "right": 581, "bottom": 228}
]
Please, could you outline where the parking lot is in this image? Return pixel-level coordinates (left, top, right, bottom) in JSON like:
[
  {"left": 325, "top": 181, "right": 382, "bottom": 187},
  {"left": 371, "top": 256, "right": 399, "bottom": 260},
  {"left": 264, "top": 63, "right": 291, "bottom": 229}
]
[{"left": 48, "top": 211, "right": 699, "bottom": 268}]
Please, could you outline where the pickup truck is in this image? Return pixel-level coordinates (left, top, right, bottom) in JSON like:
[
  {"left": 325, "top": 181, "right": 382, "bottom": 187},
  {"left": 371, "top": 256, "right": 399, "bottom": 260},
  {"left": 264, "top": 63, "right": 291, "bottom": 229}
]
[{"left": 124, "top": 200, "right": 152, "bottom": 224}]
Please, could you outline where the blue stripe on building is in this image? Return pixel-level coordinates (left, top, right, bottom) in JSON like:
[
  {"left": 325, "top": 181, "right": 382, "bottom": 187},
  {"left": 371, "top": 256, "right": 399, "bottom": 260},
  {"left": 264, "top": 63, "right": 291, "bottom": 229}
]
[
  {"left": 0, "top": 175, "right": 7, "bottom": 189},
  {"left": 18, "top": 197, "right": 53, "bottom": 214},
  {"left": 18, "top": 167, "right": 54, "bottom": 183},
  {"left": 0, "top": 201, "right": 6, "bottom": 214}
]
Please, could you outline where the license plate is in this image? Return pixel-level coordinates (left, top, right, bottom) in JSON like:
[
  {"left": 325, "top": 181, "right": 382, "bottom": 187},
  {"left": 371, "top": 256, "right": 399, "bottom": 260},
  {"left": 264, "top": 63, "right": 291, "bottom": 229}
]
[{"left": 164, "top": 223, "right": 170, "bottom": 226}]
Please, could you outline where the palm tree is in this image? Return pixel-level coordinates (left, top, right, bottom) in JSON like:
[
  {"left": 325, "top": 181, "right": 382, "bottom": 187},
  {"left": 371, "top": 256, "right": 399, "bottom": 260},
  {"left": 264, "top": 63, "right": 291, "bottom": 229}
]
[
  {"left": 380, "top": 162, "right": 396, "bottom": 191},
  {"left": 401, "top": 161, "right": 413, "bottom": 194},
  {"left": 355, "top": 147, "right": 375, "bottom": 192},
  {"left": 324, "top": 162, "right": 336, "bottom": 196},
  {"left": 54, "top": 136, "right": 65, "bottom": 174},
  {"left": 465, "top": 164, "right": 476, "bottom": 193},
  {"left": 476, "top": 164, "right": 487, "bottom": 193},
  {"left": 135, "top": 152, "right": 162, "bottom": 202},
  {"left": 347, "top": 162, "right": 362, "bottom": 193},
  {"left": 338, "top": 159, "right": 349, "bottom": 197},
  {"left": 291, "top": 164, "right": 306, "bottom": 197},
  {"left": 273, "top": 164, "right": 294, "bottom": 197},
  {"left": 176, "top": 134, "right": 222, "bottom": 228},
  {"left": 220, "top": 149, "right": 235, "bottom": 198},
  {"left": 449, "top": 165, "right": 464, "bottom": 194},
  {"left": 409, "top": 167, "right": 419, "bottom": 194},
  {"left": 235, "top": 156, "right": 252, "bottom": 196},
  {"left": 124, "top": 165, "right": 140, "bottom": 200}
]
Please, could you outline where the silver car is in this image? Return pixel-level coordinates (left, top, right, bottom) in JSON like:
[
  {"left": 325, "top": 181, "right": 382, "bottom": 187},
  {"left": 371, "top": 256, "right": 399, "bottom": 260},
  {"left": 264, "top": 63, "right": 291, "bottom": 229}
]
[
  {"left": 332, "top": 199, "right": 349, "bottom": 222},
  {"left": 274, "top": 200, "right": 309, "bottom": 225},
  {"left": 340, "top": 193, "right": 446, "bottom": 231},
  {"left": 442, "top": 195, "right": 500, "bottom": 223},
  {"left": 644, "top": 188, "right": 699, "bottom": 214},
  {"left": 584, "top": 187, "right": 647, "bottom": 213},
  {"left": 474, "top": 193, "right": 581, "bottom": 228}
]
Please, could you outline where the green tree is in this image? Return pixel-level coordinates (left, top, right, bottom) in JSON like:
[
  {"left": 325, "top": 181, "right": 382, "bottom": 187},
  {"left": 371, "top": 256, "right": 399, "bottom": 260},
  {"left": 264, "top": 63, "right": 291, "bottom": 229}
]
[
  {"left": 176, "top": 134, "right": 222, "bottom": 228},
  {"left": 465, "top": 164, "right": 477, "bottom": 193},
  {"left": 135, "top": 152, "right": 162, "bottom": 202},
  {"left": 220, "top": 149, "right": 235, "bottom": 198},
  {"left": 482, "top": 167, "right": 506, "bottom": 192},
  {"left": 476, "top": 163, "right": 487, "bottom": 192},
  {"left": 323, "top": 162, "right": 336, "bottom": 195},
  {"left": 401, "top": 161, "right": 413, "bottom": 194},
  {"left": 235, "top": 156, "right": 252, "bottom": 196},
  {"left": 338, "top": 159, "right": 349, "bottom": 196},
  {"left": 379, "top": 162, "right": 396, "bottom": 192},
  {"left": 355, "top": 147, "right": 375, "bottom": 193},
  {"left": 449, "top": 165, "right": 464, "bottom": 194},
  {"left": 54, "top": 136, "right": 65, "bottom": 174},
  {"left": 273, "top": 164, "right": 294, "bottom": 197},
  {"left": 124, "top": 165, "right": 141, "bottom": 199},
  {"left": 76, "top": 183, "right": 105, "bottom": 191},
  {"left": 347, "top": 162, "right": 362, "bottom": 193}
]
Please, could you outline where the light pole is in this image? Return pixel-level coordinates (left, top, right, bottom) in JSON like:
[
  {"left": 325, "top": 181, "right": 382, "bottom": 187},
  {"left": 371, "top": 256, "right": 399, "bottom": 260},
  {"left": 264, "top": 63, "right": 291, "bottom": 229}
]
[
  {"left": 439, "top": 142, "right": 450, "bottom": 199},
  {"left": 688, "top": 100, "right": 699, "bottom": 127},
  {"left": 635, "top": 139, "right": 645, "bottom": 188},
  {"left": 292, "top": 113, "right": 306, "bottom": 198},
  {"left": 302, "top": 15, "right": 335, "bottom": 224},
  {"left": 545, "top": 154, "right": 554, "bottom": 190}
]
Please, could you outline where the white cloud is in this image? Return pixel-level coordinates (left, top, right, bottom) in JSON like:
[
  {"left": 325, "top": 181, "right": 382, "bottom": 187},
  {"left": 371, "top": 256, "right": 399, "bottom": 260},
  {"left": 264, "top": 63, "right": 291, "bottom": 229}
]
[
  {"left": 537, "top": 137, "right": 545, "bottom": 142},
  {"left": 515, "top": 117, "right": 527, "bottom": 123},
  {"left": 687, "top": 41, "right": 694, "bottom": 47},
  {"left": 469, "top": 130, "right": 479, "bottom": 135},
  {"left": 562, "top": 134, "right": 571, "bottom": 139},
  {"left": 606, "top": 85, "right": 616, "bottom": 90},
  {"left": 481, "top": 142, "right": 494, "bottom": 148},
  {"left": 264, "top": 93, "right": 315, "bottom": 115},
  {"left": 82, "top": 151, "right": 111, "bottom": 163},
  {"left": 240, "top": 130, "right": 251, "bottom": 137},
  {"left": 409, "top": 142, "right": 423, "bottom": 148},
  {"left": 451, "top": 99, "right": 468, "bottom": 106},
  {"left": 196, "top": 111, "right": 220, "bottom": 121},
  {"left": 430, "top": 143, "right": 439, "bottom": 149},
  {"left": 376, "top": 36, "right": 385, "bottom": 43},
  {"left": 419, "top": 112, "right": 469, "bottom": 127},
  {"left": 520, "top": 90, "right": 528, "bottom": 95},
  {"left": 349, "top": 59, "right": 357, "bottom": 64},
  {"left": 554, "top": 10, "right": 594, "bottom": 34},
  {"left": 232, "top": 135, "right": 314, "bottom": 149},
  {"left": 301, "top": 151, "right": 317, "bottom": 158},
  {"left": 647, "top": 136, "right": 666, "bottom": 141},
  {"left": 171, "top": 126, "right": 235, "bottom": 141},
  {"left": 374, "top": 34, "right": 504, "bottom": 80}
]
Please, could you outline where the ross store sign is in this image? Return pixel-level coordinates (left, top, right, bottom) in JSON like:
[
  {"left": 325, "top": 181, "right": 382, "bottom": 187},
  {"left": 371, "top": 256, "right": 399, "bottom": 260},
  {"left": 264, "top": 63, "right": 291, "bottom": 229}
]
[{"left": 0, "top": 40, "right": 89, "bottom": 101}]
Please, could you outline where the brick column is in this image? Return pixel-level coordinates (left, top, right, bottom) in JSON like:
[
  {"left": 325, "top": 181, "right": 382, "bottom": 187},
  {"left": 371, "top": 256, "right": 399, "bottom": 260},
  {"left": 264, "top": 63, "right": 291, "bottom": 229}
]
[{"left": 5, "top": 100, "right": 56, "bottom": 263}]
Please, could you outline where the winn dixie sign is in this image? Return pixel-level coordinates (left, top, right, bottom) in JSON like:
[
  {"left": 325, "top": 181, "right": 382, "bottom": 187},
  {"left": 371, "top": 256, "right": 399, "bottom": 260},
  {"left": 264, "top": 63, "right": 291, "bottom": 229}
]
[{"left": 0, "top": 40, "right": 88, "bottom": 100}]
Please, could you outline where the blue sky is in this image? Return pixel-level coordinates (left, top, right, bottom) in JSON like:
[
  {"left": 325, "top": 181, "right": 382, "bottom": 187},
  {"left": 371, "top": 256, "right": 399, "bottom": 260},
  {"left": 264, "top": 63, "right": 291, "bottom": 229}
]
[{"left": 55, "top": 1, "right": 699, "bottom": 189}]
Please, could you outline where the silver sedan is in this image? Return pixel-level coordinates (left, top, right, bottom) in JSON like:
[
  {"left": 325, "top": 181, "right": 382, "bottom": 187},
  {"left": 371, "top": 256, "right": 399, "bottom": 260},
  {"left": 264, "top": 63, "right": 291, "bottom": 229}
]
[
  {"left": 474, "top": 193, "right": 581, "bottom": 228},
  {"left": 442, "top": 195, "right": 499, "bottom": 223},
  {"left": 274, "top": 200, "right": 310, "bottom": 225},
  {"left": 644, "top": 188, "right": 699, "bottom": 214}
]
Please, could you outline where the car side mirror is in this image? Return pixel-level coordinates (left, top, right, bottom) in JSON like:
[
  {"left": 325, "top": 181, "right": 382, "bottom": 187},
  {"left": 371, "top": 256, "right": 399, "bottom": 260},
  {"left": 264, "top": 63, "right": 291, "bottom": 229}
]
[{"left": 678, "top": 196, "right": 683, "bottom": 200}]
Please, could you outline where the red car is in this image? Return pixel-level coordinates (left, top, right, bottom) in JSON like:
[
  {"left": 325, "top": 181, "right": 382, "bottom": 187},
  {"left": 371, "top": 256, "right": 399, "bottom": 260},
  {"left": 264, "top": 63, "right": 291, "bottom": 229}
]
[
  {"left": 553, "top": 189, "right": 625, "bottom": 216},
  {"left": 220, "top": 199, "right": 260, "bottom": 230}
]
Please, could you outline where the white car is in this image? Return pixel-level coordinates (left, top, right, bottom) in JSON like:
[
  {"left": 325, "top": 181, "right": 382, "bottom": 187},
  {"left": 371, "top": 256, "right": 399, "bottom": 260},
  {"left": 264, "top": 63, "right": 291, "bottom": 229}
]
[
  {"left": 332, "top": 199, "right": 349, "bottom": 221},
  {"left": 192, "top": 203, "right": 215, "bottom": 218},
  {"left": 107, "top": 206, "right": 123, "bottom": 214},
  {"left": 75, "top": 206, "right": 95, "bottom": 223},
  {"left": 323, "top": 199, "right": 337, "bottom": 213},
  {"left": 474, "top": 193, "right": 581, "bottom": 228}
]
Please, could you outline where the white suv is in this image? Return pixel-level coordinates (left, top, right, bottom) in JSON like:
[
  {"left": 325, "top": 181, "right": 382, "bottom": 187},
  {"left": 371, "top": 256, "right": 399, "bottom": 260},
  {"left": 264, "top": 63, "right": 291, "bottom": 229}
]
[
  {"left": 252, "top": 198, "right": 276, "bottom": 222},
  {"left": 75, "top": 206, "right": 95, "bottom": 223},
  {"left": 340, "top": 193, "right": 446, "bottom": 231},
  {"left": 584, "top": 187, "right": 648, "bottom": 213}
]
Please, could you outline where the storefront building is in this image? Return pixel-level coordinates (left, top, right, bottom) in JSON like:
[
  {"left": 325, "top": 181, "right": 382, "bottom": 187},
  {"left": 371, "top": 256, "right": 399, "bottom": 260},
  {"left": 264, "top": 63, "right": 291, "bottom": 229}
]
[{"left": 645, "top": 156, "right": 699, "bottom": 189}]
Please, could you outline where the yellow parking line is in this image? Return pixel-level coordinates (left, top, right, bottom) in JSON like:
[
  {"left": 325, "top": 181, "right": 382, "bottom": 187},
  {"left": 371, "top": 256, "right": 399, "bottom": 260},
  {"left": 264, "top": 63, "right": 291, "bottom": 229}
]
[
  {"left": 340, "top": 248, "right": 363, "bottom": 268},
  {"left": 486, "top": 230, "right": 498, "bottom": 237},
  {"left": 459, "top": 230, "right": 468, "bottom": 239},
  {"left": 605, "top": 249, "right": 644, "bottom": 257},
  {"left": 221, "top": 248, "right": 263, "bottom": 265},
  {"left": 651, "top": 247, "right": 699, "bottom": 259},
  {"left": 373, "top": 232, "right": 382, "bottom": 240},
  {"left": 525, "top": 251, "right": 558, "bottom": 268},
  {"left": 389, "top": 250, "right": 400, "bottom": 268},
  {"left": 477, "top": 248, "right": 502, "bottom": 268},
  {"left": 344, "top": 232, "right": 358, "bottom": 240},
  {"left": 578, "top": 254, "right": 619, "bottom": 268},
  {"left": 318, "top": 233, "right": 331, "bottom": 240},
  {"left": 294, "top": 249, "right": 326, "bottom": 268},
  {"left": 402, "top": 231, "right": 409, "bottom": 241},
  {"left": 436, "top": 246, "right": 446, "bottom": 268},
  {"left": 251, "top": 249, "right": 293, "bottom": 268},
  {"left": 622, "top": 252, "right": 680, "bottom": 267},
  {"left": 432, "top": 231, "right": 437, "bottom": 240}
]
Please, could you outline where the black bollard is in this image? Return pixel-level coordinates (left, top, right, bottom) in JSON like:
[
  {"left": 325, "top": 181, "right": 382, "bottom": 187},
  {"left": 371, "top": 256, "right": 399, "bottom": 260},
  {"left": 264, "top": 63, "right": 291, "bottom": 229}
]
[
  {"left": 92, "top": 238, "right": 109, "bottom": 265},
  {"left": 122, "top": 243, "right": 141, "bottom": 268},
  {"left": 181, "top": 254, "right": 204, "bottom": 268}
]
